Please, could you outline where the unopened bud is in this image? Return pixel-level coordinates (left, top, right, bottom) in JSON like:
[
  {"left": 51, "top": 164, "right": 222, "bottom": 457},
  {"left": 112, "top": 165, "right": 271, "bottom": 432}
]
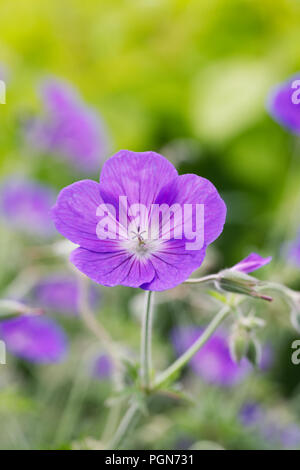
[
  {"left": 246, "top": 337, "right": 262, "bottom": 367},
  {"left": 0, "top": 299, "right": 43, "bottom": 321},
  {"left": 229, "top": 327, "right": 249, "bottom": 363},
  {"left": 217, "top": 270, "right": 272, "bottom": 302}
]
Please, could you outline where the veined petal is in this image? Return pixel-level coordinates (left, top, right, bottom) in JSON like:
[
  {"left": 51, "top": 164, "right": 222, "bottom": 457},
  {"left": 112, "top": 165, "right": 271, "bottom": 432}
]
[
  {"left": 70, "top": 247, "right": 156, "bottom": 288},
  {"left": 51, "top": 179, "right": 125, "bottom": 252},
  {"left": 154, "top": 173, "right": 226, "bottom": 246},
  {"left": 141, "top": 240, "right": 207, "bottom": 291},
  {"left": 99, "top": 150, "right": 178, "bottom": 213}
]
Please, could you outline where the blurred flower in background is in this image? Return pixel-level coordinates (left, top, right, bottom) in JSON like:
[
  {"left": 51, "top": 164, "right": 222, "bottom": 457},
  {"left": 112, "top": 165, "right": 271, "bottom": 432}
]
[
  {"left": 240, "top": 402, "right": 300, "bottom": 450},
  {"left": 33, "top": 274, "right": 101, "bottom": 316},
  {"left": 171, "top": 327, "right": 272, "bottom": 386},
  {"left": 286, "top": 232, "right": 300, "bottom": 268},
  {"left": 0, "top": 315, "right": 67, "bottom": 363},
  {"left": 267, "top": 74, "right": 300, "bottom": 135},
  {"left": 0, "top": 177, "right": 56, "bottom": 238},
  {"left": 171, "top": 327, "right": 251, "bottom": 386},
  {"left": 92, "top": 354, "right": 113, "bottom": 380},
  {"left": 25, "top": 78, "right": 110, "bottom": 174}
]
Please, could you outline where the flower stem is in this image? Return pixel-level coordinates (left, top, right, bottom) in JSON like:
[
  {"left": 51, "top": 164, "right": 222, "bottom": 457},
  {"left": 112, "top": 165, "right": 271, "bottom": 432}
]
[
  {"left": 153, "top": 305, "right": 230, "bottom": 390},
  {"left": 141, "top": 291, "right": 154, "bottom": 391},
  {"left": 183, "top": 274, "right": 218, "bottom": 284},
  {"left": 109, "top": 402, "right": 139, "bottom": 450}
]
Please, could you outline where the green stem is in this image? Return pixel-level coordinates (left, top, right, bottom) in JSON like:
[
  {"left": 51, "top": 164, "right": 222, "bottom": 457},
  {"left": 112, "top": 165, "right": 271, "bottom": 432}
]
[
  {"left": 141, "top": 291, "right": 154, "bottom": 391},
  {"left": 153, "top": 305, "right": 230, "bottom": 390},
  {"left": 183, "top": 274, "right": 218, "bottom": 284},
  {"left": 109, "top": 402, "right": 139, "bottom": 450}
]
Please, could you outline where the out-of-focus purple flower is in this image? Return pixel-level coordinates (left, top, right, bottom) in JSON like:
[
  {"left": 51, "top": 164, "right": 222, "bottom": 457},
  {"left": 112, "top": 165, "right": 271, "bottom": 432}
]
[
  {"left": 240, "top": 402, "right": 264, "bottom": 426},
  {"left": 25, "top": 79, "right": 109, "bottom": 173},
  {"left": 286, "top": 233, "right": 300, "bottom": 268},
  {"left": 92, "top": 354, "right": 113, "bottom": 380},
  {"left": 231, "top": 253, "right": 272, "bottom": 274},
  {"left": 267, "top": 74, "right": 300, "bottom": 134},
  {"left": 52, "top": 150, "right": 226, "bottom": 291},
  {"left": 171, "top": 327, "right": 251, "bottom": 386},
  {"left": 0, "top": 177, "right": 56, "bottom": 238},
  {"left": 0, "top": 315, "right": 67, "bottom": 363},
  {"left": 240, "top": 402, "right": 300, "bottom": 450},
  {"left": 33, "top": 274, "right": 100, "bottom": 316}
]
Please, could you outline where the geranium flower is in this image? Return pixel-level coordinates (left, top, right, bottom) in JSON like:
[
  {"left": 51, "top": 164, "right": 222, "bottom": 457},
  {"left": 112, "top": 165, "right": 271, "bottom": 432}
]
[
  {"left": 0, "top": 315, "right": 67, "bottom": 363},
  {"left": 267, "top": 74, "right": 300, "bottom": 134},
  {"left": 52, "top": 150, "right": 226, "bottom": 291},
  {"left": 25, "top": 78, "right": 109, "bottom": 174},
  {"left": 33, "top": 273, "right": 101, "bottom": 316},
  {"left": 0, "top": 177, "right": 55, "bottom": 238}
]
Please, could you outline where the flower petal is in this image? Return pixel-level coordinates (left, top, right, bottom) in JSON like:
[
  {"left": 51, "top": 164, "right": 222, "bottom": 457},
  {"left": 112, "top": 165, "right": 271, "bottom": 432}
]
[
  {"left": 232, "top": 253, "right": 272, "bottom": 274},
  {"left": 141, "top": 240, "right": 207, "bottom": 291},
  {"left": 70, "top": 247, "right": 156, "bottom": 288},
  {"left": 52, "top": 179, "right": 123, "bottom": 252},
  {"left": 155, "top": 173, "right": 227, "bottom": 245},
  {"left": 99, "top": 150, "right": 178, "bottom": 212}
]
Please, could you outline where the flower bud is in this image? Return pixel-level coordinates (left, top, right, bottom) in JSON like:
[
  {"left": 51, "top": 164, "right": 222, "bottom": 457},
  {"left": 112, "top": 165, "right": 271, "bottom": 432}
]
[
  {"left": 229, "top": 327, "right": 249, "bottom": 363},
  {"left": 217, "top": 269, "right": 272, "bottom": 302},
  {"left": 246, "top": 337, "right": 262, "bottom": 367},
  {"left": 0, "top": 299, "right": 43, "bottom": 321}
]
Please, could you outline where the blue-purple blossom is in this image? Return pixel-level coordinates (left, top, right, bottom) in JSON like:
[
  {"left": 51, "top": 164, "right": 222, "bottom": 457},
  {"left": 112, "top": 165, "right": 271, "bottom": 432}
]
[
  {"left": 171, "top": 327, "right": 251, "bottom": 386},
  {"left": 0, "top": 177, "right": 56, "bottom": 238},
  {"left": 285, "top": 232, "right": 300, "bottom": 268},
  {"left": 25, "top": 78, "right": 109, "bottom": 173},
  {"left": 52, "top": 150, "right": 226, "bottom": 291},
  {"left": 33, "top": 274, "right": 101, "bottom": 316},
  {"left": 232, "top": 253, "right": 272, "bottom": 274},
  {"left": 267, "top": 74, "right": 300, "bottom": 134},
  {"left": 92, "top": 354, "right": 113, "bottom": 380},
  {"left": 240, "top": 402, "right": 300, "bottom": 450},
  {"left": 0, "top": 315, "right": 67, "bottom": 363}
]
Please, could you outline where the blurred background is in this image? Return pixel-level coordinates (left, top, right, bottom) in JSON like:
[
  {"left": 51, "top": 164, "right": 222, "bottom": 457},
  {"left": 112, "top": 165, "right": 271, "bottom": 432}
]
[{"left": 1, "top": 0, "right": 300, "bottom": 450}]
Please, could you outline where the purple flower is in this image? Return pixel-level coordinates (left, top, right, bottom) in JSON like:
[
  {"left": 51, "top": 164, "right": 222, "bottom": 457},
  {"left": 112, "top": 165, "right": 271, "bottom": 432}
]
[
  {"left": 240, "top": 402, "right": 300, "bottom": 449},
  {"left": 267, "top": 74, "right": 300, "bottom": 134},
  {"left": 171, "top": 327, "right": 251, "bottom": 386},
  {"left": 92, "top": 354, "right": 113, "bottom": 380},
  {"left": 33, "top": 274, "right": 100, "bottom": 316},
  {"left": 231, "top": 253, "right": 272, "bottom": 274},
  {"left": 25, "top": 79, "right": 109, "bottom": 173},
  {"left": 52, "top": 150, "right": 226, "bottom": 291},
  {"left": 0, "top": 315, "right": 67, "bottom": 363},
  {"left": 0, "top": 177, "right": 56, "bottom": 238},
  {"left": 286, "top": 233, "right": 300, "bottom": 268}
]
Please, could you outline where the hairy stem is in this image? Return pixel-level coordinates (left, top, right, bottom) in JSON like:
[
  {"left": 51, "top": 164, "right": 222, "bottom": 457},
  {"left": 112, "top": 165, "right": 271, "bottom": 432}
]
[
  {"left": 141, "top": 291, "right": 154, "bottom": 391},
  {"left": 183, "top": 274, "right": 218, "bottom": 284}
]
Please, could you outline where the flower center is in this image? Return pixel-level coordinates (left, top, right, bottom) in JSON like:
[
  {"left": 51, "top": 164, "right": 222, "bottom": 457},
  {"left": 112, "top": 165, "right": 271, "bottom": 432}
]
[{"left": 121, "top": 226, "right": 163, "bottom": 259}]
